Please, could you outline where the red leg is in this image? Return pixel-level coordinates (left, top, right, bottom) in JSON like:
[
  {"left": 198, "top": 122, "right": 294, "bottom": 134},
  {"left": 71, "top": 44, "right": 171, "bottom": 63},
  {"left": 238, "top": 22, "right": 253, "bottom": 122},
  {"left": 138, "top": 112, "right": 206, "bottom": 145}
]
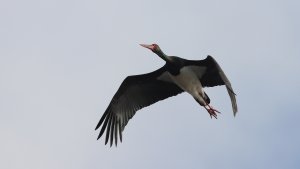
[
  {"left": 207, "top": 104, "right": 221, "bottom": 114},
  {"left": 204, "top": 105, "right": 221, "bottom": 119}
]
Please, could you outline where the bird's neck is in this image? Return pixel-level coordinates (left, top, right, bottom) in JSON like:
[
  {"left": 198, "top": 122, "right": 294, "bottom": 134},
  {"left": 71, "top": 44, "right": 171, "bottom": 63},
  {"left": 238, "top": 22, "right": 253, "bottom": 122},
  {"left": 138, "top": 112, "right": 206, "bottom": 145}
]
[{"left": 155, "top": 50, "right": 172, "bottom": 63}]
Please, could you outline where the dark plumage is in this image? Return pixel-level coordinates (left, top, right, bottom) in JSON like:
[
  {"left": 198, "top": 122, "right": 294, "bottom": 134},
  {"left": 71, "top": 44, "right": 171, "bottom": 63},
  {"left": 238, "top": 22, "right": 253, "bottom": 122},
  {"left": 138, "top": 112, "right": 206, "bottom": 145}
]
[{"left": 95, "top": 44, "right": 237, "bottom": 146}]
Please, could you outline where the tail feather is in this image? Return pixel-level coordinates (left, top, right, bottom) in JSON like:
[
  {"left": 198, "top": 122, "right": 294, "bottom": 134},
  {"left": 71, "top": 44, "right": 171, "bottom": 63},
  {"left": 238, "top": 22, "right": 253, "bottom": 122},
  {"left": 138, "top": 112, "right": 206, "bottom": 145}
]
[
  {"left": 194, "top": 92, "right": 210, "bottom": 106},
  {"left": 204, "top": 92, "right": 210, "bottom": 104}
]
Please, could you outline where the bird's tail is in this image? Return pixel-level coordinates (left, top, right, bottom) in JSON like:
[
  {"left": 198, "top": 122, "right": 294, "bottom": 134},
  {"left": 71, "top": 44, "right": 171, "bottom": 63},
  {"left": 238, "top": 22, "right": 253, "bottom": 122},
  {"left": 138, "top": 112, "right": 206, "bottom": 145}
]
[{"left": 194, "top": 92, "right": 210, "bottom": 106}]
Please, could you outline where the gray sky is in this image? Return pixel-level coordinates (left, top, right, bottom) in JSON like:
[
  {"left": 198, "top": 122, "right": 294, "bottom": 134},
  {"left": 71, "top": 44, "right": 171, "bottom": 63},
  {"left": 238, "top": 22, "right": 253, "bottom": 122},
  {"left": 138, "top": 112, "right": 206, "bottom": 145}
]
[{"left": 1, "top": 0, "right": 300, "bottom": 169}]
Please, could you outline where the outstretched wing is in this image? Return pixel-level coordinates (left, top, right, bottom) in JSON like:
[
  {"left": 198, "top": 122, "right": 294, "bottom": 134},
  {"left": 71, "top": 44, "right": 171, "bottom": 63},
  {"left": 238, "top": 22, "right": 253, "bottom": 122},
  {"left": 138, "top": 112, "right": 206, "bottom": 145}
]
[
  {"left": 186, "top": 55, "right": 238, "bottom": 115},
  {"left": 95, "top": 65, "right": 183, "bottom": 146}
]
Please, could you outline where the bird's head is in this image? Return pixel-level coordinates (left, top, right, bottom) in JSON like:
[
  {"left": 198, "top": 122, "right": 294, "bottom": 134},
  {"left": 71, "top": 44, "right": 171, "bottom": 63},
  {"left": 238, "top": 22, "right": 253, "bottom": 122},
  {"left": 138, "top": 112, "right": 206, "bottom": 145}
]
[
  {"left": 140, "top": 43, "right": 170, "bottom": 62},
  {"left": 140, "top": 44, "right": 161, "bottom": 53}
]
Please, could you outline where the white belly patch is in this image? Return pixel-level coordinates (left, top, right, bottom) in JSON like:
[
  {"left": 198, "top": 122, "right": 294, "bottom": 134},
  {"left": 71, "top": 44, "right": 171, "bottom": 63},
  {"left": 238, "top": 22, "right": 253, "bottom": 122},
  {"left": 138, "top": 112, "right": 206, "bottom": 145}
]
[{"left": 169, "top": 67, "right": 203, "bottom": 95}]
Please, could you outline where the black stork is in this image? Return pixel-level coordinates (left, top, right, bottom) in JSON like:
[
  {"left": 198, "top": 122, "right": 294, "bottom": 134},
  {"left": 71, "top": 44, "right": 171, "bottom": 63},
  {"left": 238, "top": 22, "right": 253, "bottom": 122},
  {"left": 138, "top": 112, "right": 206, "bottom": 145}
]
[{"left": 95, "top": 44, "right": 238, "bottom": 146}]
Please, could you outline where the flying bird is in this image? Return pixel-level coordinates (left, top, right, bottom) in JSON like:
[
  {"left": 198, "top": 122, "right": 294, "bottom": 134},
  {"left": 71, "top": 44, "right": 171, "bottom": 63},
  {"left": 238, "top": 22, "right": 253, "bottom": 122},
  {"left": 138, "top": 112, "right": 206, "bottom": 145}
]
[{"left": 95, "top": 44, "right": 238, "bottom": 146}]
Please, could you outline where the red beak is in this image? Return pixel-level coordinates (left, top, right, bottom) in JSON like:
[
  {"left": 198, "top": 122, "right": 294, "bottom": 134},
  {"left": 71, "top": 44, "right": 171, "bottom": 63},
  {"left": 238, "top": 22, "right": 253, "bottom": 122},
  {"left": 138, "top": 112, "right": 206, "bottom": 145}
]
[{"left": 140, "top": 44, "right": 155, "bottom": 50}]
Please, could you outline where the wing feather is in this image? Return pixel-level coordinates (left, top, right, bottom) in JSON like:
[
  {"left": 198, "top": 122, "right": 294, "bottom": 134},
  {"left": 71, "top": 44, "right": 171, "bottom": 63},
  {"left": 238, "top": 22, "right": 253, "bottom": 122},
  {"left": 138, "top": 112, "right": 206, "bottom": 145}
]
[
  {"left": 186, "top": 55, "right": 238, "bottom": 115},
  {"left": 96, "top": 65, "right": 183, "bottom": 146},
  {"left": 105, "top": 113, "right": 113, "bottom": 145}
]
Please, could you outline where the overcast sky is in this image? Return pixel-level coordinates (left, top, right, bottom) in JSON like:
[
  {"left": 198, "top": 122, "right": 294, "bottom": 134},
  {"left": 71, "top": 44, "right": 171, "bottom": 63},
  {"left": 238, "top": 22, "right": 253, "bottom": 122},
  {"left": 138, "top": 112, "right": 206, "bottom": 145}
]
[{"left": 1, "top": 0, "right": 300, "bottom": 169}]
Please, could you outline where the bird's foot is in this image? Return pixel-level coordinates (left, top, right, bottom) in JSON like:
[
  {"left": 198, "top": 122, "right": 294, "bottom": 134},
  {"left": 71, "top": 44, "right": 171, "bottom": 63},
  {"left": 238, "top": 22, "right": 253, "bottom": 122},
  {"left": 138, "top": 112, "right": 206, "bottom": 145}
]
[{"left": 205, "top": 105, "right": 221, "bottom": 119}]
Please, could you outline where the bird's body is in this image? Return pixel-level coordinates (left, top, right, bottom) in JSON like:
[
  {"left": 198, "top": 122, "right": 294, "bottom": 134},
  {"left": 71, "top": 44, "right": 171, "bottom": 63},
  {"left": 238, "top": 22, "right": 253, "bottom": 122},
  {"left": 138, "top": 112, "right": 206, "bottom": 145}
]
[
  {"left": 168, "top": 65, "right": 207, "bottom": 105},
  {"left": 95, "top": 44, "right": 238, "bottom": 146}
]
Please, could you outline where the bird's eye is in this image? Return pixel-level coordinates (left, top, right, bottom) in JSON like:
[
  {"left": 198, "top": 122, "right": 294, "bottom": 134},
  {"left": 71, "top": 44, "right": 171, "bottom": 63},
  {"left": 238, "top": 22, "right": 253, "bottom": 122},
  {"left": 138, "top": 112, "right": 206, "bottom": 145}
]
[{"left": 152, "top": 44, "right": 158, "bottom": 50}]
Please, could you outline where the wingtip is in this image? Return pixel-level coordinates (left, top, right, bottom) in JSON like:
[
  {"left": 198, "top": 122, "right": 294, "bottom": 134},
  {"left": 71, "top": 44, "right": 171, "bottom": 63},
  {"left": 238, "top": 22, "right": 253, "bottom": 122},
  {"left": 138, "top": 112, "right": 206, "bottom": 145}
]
[
  {"left": 233, "top": 109, "right": 238, "bottom": 117},
  {"left": 95, "top": 122, "right": 101, "bottom": 130}
]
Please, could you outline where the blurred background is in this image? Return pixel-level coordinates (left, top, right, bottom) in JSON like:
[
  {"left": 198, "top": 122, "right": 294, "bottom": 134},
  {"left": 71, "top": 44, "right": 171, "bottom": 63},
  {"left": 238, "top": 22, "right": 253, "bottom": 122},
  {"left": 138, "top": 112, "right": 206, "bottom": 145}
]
[{"left": 0, "top": 0, "right": 299, "bottom": 169}]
